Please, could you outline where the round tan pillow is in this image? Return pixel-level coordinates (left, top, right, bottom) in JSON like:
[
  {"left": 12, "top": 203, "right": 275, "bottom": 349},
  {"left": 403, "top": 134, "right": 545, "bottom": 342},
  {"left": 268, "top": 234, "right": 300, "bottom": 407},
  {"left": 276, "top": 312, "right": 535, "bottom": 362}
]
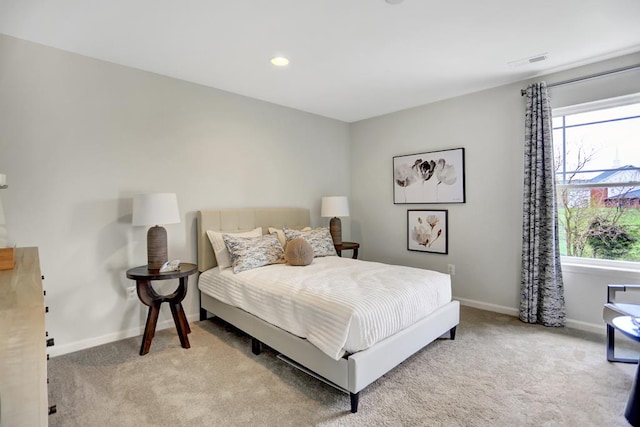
[{"left": 285, "top": 237, "right": 314, "bottom": 266}]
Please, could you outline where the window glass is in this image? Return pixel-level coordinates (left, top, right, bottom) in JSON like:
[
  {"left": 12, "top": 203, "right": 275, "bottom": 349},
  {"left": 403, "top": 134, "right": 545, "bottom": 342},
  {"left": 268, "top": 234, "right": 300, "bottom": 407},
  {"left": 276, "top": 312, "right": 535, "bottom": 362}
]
[
  {"left": 552, "top": 116, "right": 563, "bottom": 128},
  {"left": 552, "top": 94, "right": 640, "bottom": 263},
  {"left": 564, "top": 103, "right": 640, "bottom": 126}
]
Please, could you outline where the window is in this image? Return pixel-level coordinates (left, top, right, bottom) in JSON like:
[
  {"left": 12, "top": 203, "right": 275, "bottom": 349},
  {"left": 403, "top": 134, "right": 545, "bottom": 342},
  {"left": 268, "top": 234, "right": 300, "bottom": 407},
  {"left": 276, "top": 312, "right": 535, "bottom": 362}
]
[{"left": 553, "top": 93, "right": 640, "bottom": 264}]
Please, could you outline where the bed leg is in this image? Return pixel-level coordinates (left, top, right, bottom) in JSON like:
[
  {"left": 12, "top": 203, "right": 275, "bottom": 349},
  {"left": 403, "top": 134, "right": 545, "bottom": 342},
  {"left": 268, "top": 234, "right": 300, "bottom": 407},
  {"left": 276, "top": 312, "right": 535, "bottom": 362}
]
[
  {"left": 199, "top": 307, "right": 208, "bottom": 321},
  {"left": 350, "top": 392, "right": 359, "bottom": 413},
  {"left": 450, "top": 326, "right": 457, "bottom": 340},
  {"left": 251, "top": 338, "right": 261, "bottom": 355}
]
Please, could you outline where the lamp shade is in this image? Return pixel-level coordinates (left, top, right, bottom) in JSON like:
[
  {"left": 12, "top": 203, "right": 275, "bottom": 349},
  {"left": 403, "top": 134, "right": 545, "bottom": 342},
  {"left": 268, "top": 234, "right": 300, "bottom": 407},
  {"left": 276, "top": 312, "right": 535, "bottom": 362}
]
[
  {"left": 321, "top": 196, "right": 350, "bottom": 218},
  {"left": 132, "top": 193, "right": 181, "bottom": 226}
]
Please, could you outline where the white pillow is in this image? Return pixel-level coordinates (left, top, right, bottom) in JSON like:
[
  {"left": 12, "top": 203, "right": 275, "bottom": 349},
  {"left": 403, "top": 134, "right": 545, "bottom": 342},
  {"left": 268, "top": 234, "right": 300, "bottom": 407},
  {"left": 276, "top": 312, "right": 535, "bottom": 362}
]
[{"left": 206, "top": 227, "right": 262, "bottom": 270}]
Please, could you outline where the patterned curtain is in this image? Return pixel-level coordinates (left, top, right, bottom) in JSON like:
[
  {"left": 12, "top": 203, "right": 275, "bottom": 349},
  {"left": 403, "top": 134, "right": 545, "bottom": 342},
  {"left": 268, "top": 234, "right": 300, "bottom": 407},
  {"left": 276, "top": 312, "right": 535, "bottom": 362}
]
[{"left": 520, "top": 82, "right": 566, "bottom": 327}]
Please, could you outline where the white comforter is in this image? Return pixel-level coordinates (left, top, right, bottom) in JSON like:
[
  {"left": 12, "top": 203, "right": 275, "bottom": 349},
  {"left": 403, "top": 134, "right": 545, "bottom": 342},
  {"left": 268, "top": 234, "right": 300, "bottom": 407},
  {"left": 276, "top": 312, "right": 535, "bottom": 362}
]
[{"left": 198, "top": 256, "right": 451, "bottom": 360}]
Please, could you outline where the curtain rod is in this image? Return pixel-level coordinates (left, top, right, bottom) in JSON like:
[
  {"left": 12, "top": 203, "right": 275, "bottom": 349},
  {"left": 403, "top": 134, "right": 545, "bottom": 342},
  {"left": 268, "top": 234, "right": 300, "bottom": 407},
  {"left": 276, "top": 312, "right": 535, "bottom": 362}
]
[{"left": 519, "top": 63, "right": 640, "bottom": 96}]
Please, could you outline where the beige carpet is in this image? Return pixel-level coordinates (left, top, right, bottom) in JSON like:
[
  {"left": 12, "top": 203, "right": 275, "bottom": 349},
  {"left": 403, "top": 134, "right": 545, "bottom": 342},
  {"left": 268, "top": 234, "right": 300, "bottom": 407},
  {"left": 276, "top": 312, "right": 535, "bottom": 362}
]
[{"left": 48, "top": 306, "right": 638, "bottom": 426}]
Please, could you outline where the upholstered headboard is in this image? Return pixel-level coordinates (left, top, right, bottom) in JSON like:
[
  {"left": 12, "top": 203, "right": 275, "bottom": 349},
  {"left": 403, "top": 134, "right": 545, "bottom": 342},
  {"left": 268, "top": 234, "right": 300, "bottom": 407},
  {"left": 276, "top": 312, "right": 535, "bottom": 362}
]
[{"left": 197, "top": 208, "right": 311, "bottom": 272}]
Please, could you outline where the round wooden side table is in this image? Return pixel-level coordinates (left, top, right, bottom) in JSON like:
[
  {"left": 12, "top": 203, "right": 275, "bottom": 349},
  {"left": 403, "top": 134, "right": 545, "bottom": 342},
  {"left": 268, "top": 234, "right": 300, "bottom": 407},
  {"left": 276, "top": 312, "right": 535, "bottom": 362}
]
[
  {"left": 335, "top": 242, "right": 360, "bottom": 259},
  {"left": 126, "top": 263, "right": 197, "bottom": 355}
]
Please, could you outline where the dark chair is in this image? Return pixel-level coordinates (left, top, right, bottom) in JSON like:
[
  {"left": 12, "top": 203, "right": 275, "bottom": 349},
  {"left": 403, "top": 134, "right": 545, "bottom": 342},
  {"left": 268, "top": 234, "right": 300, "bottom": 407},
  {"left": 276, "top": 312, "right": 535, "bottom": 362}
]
[{"left": 603, "top": 284, "right": 640, "bottom": 363}]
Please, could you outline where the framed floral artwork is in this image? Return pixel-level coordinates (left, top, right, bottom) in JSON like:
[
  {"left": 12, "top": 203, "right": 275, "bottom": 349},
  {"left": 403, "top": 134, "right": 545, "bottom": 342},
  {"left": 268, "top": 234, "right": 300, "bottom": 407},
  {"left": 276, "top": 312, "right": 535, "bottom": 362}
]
[
  {"left": 393, "top": 148, "right": 465, "bottom": 204},
  {"left": 407, "top": 209, "right": 448, "bottom": 254}
]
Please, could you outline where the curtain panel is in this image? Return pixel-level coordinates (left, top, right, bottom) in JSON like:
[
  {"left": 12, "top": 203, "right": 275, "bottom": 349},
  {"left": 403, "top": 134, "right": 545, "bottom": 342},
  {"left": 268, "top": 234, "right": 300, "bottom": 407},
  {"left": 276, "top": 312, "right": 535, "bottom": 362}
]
[{"left": 520, "top": 82, "right": 566, "bottom": 327}]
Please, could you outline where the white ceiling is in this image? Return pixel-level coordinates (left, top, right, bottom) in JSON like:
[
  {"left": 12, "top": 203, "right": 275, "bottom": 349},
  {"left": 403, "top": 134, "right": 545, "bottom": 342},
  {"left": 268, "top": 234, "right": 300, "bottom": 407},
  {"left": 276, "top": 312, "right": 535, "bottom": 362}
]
[{"left": 1, "top": 0, "right": 639, "bottom": 122}]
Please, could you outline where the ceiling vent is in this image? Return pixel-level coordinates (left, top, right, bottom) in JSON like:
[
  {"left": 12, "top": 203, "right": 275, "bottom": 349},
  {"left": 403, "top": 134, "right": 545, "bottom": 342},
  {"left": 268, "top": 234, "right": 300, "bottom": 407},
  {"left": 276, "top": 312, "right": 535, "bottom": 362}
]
[{"left": 508, "top": 53, "right": 549, "bottom": 67}]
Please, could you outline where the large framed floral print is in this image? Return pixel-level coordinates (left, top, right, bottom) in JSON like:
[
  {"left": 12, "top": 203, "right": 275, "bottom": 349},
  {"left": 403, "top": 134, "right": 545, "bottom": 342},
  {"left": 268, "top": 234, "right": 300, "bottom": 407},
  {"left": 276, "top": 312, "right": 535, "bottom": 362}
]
[
  {"left": 407, "top": 209, "right": 448, "bottom": 254},
  {"left": 393, "top": 148, "right": 465, "bottom": 204}
]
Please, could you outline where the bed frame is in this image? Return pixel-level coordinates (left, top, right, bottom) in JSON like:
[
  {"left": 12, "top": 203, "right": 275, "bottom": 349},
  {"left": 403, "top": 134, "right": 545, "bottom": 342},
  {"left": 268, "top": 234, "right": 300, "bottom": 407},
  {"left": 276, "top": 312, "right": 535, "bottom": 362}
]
[{"left": 197, "top": 208, "right": 460, "bottom": 413}]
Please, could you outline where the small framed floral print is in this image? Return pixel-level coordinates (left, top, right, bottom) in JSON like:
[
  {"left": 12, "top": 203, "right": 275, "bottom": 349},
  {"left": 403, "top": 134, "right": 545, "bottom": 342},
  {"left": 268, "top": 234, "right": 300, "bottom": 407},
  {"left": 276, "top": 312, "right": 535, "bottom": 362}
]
[{"left": 407, "top": 209, "right": 448, "bottom": 254}]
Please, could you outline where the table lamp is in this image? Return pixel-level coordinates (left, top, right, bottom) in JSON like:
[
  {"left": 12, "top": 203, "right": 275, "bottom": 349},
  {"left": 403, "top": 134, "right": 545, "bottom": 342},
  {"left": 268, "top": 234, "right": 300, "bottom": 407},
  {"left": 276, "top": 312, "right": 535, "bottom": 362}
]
[
  {"left": 132, "top": 193, "right": 181, "bottom": 271},
  {"left": 321, "top": 196, "right": 350, "bottom": 245}
]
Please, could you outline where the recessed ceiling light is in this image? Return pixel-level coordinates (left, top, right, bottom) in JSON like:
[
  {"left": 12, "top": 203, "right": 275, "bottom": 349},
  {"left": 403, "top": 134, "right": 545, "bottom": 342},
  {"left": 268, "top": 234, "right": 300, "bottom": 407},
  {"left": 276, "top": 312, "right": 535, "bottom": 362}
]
[
  {"left": 270, "top": 56, "right": 290, "bottom": 67},
  {"left": 385, "top": 0, "right": 404, "bottom": 4}
]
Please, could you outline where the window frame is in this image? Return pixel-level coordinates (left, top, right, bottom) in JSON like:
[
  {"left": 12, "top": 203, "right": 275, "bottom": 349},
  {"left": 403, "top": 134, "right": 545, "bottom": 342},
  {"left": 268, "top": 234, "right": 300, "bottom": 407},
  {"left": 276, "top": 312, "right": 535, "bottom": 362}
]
[{"left": 552, "top": 92, "right": 640, "bottom": 269}]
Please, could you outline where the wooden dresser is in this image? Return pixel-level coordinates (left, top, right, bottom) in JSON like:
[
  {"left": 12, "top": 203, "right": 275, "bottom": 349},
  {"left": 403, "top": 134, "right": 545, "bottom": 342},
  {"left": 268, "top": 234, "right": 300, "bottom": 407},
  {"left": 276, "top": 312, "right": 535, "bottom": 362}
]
[{"left": 0, "top": 247, "right": 49, "bottom": 426}]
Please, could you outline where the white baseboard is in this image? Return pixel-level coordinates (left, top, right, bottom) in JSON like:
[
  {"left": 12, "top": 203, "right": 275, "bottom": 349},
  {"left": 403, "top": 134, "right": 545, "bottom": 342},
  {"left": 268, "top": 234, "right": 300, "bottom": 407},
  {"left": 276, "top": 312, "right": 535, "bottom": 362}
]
[
  {"left": 455, "top": 297, "right": 605, "bottom": 336},
  {"left": 564, "top": 318, "right": 606, "bottom": 335},
  {"left": 455, "top": 297, "right": 519, "bottom": 317},
  {"left": 51, "top": 299, "right": 606, "bottom": 357},
  {"left": 48, "top": 312, "right": 201, "bottom": 358}
]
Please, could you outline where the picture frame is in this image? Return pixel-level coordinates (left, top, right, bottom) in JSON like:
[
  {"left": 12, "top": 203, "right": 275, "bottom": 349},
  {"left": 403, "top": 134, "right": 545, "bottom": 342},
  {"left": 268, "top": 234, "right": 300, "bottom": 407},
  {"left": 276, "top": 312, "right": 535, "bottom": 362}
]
[
  {"left": 407, "top": 209, "right": 448, "bottom": 254},
  {"left": 393, "top": 148, "right": 465, "bottom": 204}
]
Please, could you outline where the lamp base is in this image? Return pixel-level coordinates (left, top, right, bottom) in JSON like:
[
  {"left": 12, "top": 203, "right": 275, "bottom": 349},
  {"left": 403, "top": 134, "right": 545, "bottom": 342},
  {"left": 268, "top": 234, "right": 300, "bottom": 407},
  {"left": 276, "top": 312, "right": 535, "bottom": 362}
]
[
  {"left": 329, "top": 217, "right": 342, "bottom": 245},
  {"left": 147, "top": 225, "right": 168, "bottom": 271}
]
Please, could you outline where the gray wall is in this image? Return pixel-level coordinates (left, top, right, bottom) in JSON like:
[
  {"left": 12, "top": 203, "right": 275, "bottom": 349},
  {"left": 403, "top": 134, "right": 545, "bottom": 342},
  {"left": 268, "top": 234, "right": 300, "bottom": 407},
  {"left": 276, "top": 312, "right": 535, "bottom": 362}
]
[
  {"left": 2, "top": 32, "right": 639, "bottom": 355},
  {"left": 350, "top": 51, "right": 640, "bottom": 331},
  {"left": 0, "top": 35, "right": 351, "bottom": 355}
]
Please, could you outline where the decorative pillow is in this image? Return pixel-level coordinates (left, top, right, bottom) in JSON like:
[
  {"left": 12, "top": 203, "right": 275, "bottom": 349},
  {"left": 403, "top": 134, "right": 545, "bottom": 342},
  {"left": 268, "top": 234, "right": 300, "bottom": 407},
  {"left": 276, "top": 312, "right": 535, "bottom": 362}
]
[
  {"left": 222, "top": 233, "right": 285, "bottom": 273},
  {"left": 269, "top": 226, "right": 312, "bottom": 248},
  {"left": 206, "top": 227, "right": 262, "bottom": 270},
  {"left": 268, "top": 227, "right": 288, "bottom": 248},
  {"left": 283, "top": 227, "right": 337, "bottom": 257},
  {"left": 285, "top": 237, "right": 314, "bottom": 266}
]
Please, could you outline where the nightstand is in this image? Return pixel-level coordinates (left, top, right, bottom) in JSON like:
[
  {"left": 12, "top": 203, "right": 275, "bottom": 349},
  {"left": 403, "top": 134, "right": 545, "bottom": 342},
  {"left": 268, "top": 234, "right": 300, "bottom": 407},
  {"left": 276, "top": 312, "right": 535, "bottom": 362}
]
[
  {"left": 126, "top": 263, "right": 197, "bottom": 355},
  {"left": 335, "top": 242, "right": 360, "bottom": 259}
]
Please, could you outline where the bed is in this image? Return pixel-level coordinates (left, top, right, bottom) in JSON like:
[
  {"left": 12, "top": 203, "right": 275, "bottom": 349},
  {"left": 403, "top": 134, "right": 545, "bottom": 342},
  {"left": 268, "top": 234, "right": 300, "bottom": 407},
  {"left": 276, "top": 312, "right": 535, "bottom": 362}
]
[{"left": 196, "top": 208, "right": 460, "bottom": 413}]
